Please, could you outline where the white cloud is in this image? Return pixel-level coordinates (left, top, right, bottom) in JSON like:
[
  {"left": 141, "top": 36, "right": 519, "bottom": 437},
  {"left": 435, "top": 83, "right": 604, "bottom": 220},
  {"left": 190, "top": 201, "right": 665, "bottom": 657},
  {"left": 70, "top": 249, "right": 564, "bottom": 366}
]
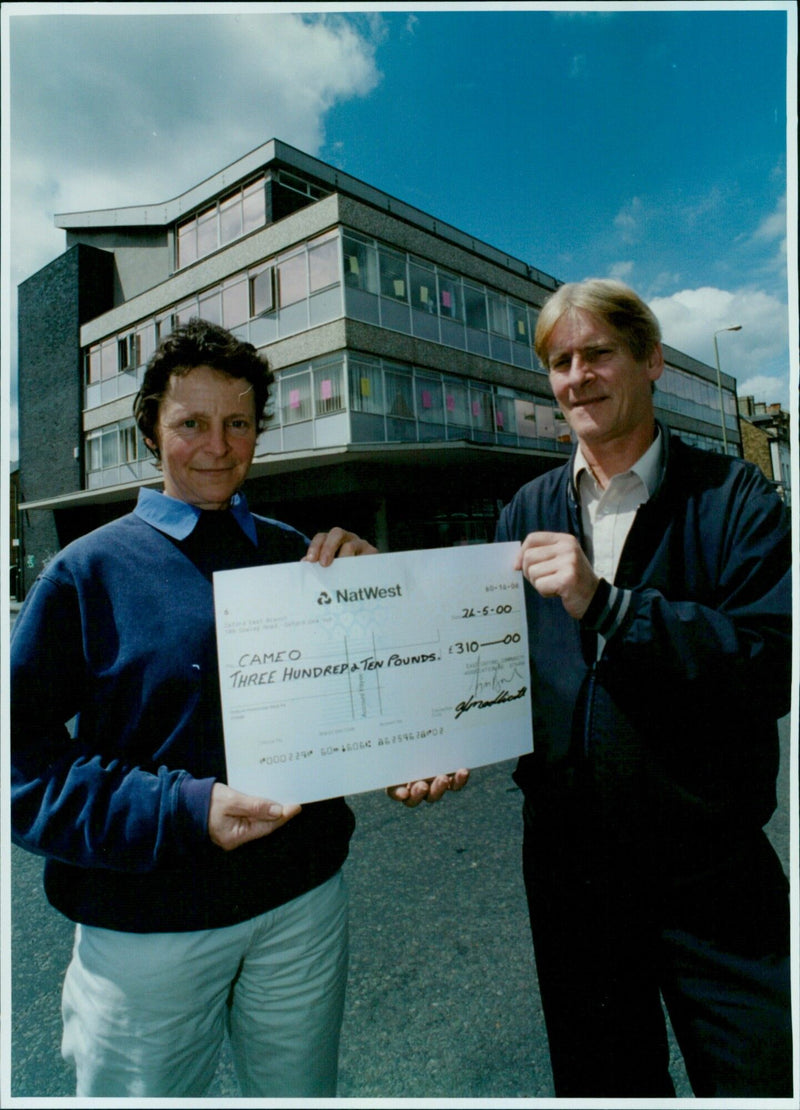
[
  {"left": 613, "top": 196, "right": 643, "bottom": 244},
  {"left": 4, "top": 10, "right": 385, "bottom": 457},
  {"left": 737, "top": 374, "right": 786, "bottom": 404},
  {"left": 649, "top": 285, "right": 790, "bottom": 406},
  {"left": 742, "top": 193, "right": 787, "bottom": 281},
  {"left": 8, "top": 11, "right": 383, "bottom": 285},
  {"left": 607, "top": 260, "right": 634, "bottom": 281},
  {"left": 749, "top": 193, "right": 786, "bottom": 244}
]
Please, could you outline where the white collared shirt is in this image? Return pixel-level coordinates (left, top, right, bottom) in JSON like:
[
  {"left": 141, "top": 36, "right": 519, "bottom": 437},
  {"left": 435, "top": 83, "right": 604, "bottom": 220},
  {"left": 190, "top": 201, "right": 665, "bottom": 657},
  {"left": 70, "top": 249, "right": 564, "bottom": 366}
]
[
  {"left": 574, "top": 431, "right": 663, "bottom": 656},
  {"left": 574, "top": 429, "right": 663, "bottom": 582}
]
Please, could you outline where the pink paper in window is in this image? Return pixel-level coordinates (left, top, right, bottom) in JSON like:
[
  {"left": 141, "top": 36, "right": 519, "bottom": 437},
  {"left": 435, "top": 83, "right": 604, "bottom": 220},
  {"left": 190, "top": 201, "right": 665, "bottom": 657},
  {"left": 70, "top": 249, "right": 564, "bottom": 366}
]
[
  {"left": 289, "top": 389, "right": 301, "bottom": 410},
  {"left": 441, "top": 290, "right": 452, "bottom": 309},
  {"left": 472, "top": 401, "right": 481, "bottom": 417},
  {"left": 421, "top": 390, "right": 432, "bottom": 409},
  {"left": 320, "top": 379, "right": 332, "bottom": 400},
  {"left": 446, "top": 394, "right": 455, "bottom": 411},
  {"left": 496, "top": 410, "right": 505, "bottom": 428}
]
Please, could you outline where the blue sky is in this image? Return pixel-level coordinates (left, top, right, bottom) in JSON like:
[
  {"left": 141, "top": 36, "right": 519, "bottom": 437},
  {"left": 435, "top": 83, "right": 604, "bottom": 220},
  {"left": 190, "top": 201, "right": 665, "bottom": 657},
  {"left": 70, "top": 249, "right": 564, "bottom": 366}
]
[{"left": 2, "top": 2, "right": 796, "bottom": 456}]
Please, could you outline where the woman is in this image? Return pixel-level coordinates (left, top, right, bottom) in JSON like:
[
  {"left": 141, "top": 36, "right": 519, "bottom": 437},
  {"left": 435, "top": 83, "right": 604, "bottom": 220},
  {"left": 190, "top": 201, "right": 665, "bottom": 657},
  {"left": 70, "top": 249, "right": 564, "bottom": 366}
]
[{"left": 11, "top": 318, "right": 377, "bottom": 1097}]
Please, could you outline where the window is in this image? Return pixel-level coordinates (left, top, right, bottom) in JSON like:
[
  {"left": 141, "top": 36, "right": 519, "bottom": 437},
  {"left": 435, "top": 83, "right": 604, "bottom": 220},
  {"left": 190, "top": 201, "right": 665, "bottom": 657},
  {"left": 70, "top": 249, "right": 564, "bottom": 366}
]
[
  {"left": 249, "top": 267, "right": 275, "bottom": 316},
  {"left": 464, "top": 284, "right": 488, "bottom": 331},
  {"left": 219, "top": 193, "right": 243, "bottom": 244},
  {"left": 117, "top": 333, "right": 140, "bottom": 373},
  {"left": 314, "top": 362, "right": 344, "bottom": 414},
  {"left": 174, "top": 299, "right": 197, "bottom": 327},
  {"left": 416, "top": 376, "right": 444, "bottom": 423},
  {"left": 277, "top": 252, "right": 307, "bottom": 307},
  {"left": 277, "top": 170, "right": 329, "bottom": 202},
  {"left": 198, "top": 289, "right": 222, "bottom": 325},
  {"left": 409, "top": 261, "right": 437, "bottom": 313},
  {"left": 437, "top": 273, "right": 462, "bottom": 320},
  {"left": 87, "top": 346, "right": 102, "bottom": 385},
  {"left": 280, "top": 372, "right": 312, "bottom": 424},
  {"left": 101, "top": 340, "right": 117, "bottom": 381},
  {"left": 156, "top": 312, "right": 174, "bottom": 342},
  {"left": 349, "top": 358, "right": 384, "bottom": 415},
  {"left": 138, "top": 321, "right": 157, "bottom": 366},
  {"left": 514, "top": 399, "right": 538, "bottom": 439},
  {"left": 120, "top": 423, "right": 139, "bottom": 464},
  {"left": 379, "top": 248, "right": 408, "bottom": 302},
  {"left": 222, "top": 278, "right": 249, "bottom": 328},
  {"left": 177, "top": 221, "right": 197, "bottom": 268},
  {"left": 309, "top": 235, "right": 340, "bottom": 293},
  {"left": 494, "top": 392, "right": 516, "bottom": 433},
  {"left": 509, "top": 301, "right": 529, "bottom": 342},
  {"left": 385, "top": 369, "right": 414, "bottom": 419},
  {"left": 101, "top": 428, "right": 118, "bottom": 469},
  {"left": 468, "top": 384, "right": 494, "bottom": 433},
  {"left": 487, "top": 292, "right": 509, "bottom": 337},
  {"left": 444, "top": 378, "right": 471, "bottom": 427},
  {"left": 242, "top": 180, "right": 266, "bottom": 234},
  {"left": 343, "top": 234, "right": 378, "bottom": 293},
  {"left": 196, "top": 208, "right": 217, "bottom": 257}
]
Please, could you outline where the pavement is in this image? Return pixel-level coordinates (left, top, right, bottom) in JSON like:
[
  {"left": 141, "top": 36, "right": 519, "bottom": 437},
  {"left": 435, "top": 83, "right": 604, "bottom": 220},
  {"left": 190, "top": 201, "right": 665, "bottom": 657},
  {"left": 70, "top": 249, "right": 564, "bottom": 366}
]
[{"left": 6, "top": 596, "right": 793, "bottom": 1102}]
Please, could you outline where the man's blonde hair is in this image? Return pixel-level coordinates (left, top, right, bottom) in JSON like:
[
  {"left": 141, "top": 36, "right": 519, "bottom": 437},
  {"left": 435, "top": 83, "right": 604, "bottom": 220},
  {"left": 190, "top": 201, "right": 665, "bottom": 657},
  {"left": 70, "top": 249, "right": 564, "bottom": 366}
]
[{"left": 534, "top": 279, "right": 662, "bottom": 368}]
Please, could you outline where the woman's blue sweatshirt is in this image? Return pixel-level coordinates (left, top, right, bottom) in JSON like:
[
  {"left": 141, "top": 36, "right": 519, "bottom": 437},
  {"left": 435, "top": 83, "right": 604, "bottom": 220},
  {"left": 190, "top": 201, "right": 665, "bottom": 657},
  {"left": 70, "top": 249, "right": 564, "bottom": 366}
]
[{"left": 11, "top": 488, "right": 355, "bottom": 932}]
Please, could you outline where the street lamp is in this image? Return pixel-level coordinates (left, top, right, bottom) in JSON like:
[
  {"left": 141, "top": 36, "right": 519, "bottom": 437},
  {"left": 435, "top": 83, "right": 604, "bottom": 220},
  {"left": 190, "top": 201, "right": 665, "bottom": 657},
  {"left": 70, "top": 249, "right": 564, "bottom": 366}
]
[{"left": 713, "top": 325, "right": 742, "bottom": 455}]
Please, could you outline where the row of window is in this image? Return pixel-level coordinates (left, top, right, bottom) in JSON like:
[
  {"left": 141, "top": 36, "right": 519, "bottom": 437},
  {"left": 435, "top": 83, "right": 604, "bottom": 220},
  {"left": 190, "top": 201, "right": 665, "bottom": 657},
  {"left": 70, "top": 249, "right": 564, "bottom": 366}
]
[
  {"left": 176, "top": 177, "right": 267, "bottom": 269},
  {"left": 84, "top": 225, "right": 739, "bottom": 445},
  {"left": 84, "top": 227, "right": 548, "bottom": 409},
  {"left": 86, "top": 352, "right": 573, "bottom": 486},
  {"left": 86, "top": 339, "right": 745, "bottom": 489},
  {"left": 343, "top": 230, "right": 540, "bottom": 346},
  {"left": 84, "top": 229, "right": 343, "bottom": 407},
  {"left": 175, "top": 170, "right": 331, "bottom": 271},
  {"left": 250, "top": 352, "right": 572, "bottom": 448},
  {"left": 87, "top": 419, "right": 150, "bottom": 473},
  {"left": 658, "top": 364, "right": 738, "bottom": 431}
]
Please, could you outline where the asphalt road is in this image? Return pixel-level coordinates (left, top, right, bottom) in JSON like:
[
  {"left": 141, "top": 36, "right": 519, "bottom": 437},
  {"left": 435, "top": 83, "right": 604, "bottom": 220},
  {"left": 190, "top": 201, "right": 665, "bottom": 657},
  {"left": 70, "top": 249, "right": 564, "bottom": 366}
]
[{"left": 6, "top": 641, "right": 792, "bottom": 1101}]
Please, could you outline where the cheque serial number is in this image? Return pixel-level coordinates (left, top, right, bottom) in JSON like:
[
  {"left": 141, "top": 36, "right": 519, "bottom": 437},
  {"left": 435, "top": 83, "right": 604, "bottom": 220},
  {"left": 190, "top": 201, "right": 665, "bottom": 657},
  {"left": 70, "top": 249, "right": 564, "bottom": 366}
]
[{"left": 259, "top": 750, "right": 314, "bottom": 765}]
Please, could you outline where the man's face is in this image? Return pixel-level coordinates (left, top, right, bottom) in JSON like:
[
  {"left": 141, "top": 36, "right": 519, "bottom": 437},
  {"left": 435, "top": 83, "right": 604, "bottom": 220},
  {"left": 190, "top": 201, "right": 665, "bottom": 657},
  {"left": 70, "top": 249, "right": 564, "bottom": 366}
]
[
  {"left": 149, "top": 364, "right": 257, "bottom": 510},
  {"left": 546, "top": 308, "right": 663, "bottom": 451}
]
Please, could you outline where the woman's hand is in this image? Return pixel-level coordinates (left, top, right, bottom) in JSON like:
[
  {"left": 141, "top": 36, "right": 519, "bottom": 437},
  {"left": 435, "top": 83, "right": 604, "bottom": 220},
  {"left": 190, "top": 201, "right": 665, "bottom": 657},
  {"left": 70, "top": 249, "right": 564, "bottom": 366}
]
[{"left": 208, "top": 782, "right": 301, "bottom": 850}]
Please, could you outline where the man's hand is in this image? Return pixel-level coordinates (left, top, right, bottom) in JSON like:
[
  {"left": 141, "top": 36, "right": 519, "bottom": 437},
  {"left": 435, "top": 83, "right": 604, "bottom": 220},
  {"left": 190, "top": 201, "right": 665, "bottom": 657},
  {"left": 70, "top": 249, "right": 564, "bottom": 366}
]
[
  {"left": 208, "top": 782, "right": 301, "bottom": 851},
  {"left": 386, "top": 769, "right": 470, "bottom": 808},
  {"left": 515, "top": 532, "right": 599, "bottom": 620},
  {"left": 303, "top": 528, "right": 378, "bottom": 566}
]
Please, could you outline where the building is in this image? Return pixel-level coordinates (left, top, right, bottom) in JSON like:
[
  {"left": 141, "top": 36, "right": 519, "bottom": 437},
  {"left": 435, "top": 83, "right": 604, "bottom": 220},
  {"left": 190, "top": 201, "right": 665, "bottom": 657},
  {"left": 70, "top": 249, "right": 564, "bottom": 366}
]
[
  {"left": 16, "top": 138, "right": 741, "bottom": 595},
  {"left": 738, "top": 395, "right": 792, "bottom": 505},
  {"left": 9, "top": 461, "right": 21, "bottom": 601}
]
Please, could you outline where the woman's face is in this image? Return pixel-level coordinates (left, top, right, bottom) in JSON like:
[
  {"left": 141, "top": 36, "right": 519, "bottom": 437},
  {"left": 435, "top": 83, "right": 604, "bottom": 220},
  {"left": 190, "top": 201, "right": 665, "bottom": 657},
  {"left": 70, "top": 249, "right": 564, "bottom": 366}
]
[{"left": 148, "top": 365, "right": 257, "bottom": 510}]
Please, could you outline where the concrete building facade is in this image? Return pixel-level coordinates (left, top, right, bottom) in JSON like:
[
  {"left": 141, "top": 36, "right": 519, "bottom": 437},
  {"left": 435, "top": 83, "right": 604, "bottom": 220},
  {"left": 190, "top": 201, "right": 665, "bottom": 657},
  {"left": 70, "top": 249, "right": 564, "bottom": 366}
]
[{"left": 16, "top": 139, "right": 741, "bottom": 594}]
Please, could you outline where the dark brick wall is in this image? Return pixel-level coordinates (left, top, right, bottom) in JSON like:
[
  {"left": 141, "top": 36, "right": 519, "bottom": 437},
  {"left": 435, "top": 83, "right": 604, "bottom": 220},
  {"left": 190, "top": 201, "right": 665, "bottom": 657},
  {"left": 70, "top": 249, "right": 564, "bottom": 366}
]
[{"left": 17, "top": 244, "right": 114, "bottom": 593}]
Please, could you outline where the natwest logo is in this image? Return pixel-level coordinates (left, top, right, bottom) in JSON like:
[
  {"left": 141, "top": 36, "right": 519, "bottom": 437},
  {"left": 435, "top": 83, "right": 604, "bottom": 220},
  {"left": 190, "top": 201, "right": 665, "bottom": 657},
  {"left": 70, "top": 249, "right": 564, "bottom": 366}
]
[{"left": 334, "top": 583, "right": 403, "bottom": 603}]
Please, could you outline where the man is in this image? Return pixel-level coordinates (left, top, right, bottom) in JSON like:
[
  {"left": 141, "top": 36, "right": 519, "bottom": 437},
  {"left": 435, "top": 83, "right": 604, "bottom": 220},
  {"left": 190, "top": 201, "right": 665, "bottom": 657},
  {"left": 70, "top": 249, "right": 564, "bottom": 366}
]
[{"left": 495, "top": 279, "right": 792, "bottom": 1097}]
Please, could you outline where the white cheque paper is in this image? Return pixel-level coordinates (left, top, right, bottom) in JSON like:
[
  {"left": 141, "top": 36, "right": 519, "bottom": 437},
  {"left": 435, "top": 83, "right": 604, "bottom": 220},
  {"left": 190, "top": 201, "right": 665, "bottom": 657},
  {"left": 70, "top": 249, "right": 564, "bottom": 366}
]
[{"left": 214, "top": 542, "right": 532, "bottom": 804}]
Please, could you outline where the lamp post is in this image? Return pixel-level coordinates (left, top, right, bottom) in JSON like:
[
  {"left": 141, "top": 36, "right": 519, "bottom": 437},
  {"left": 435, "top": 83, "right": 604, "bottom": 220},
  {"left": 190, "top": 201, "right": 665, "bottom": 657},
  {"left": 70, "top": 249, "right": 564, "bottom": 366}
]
[{"left": 713, "top": 325, "right": 742, "bottom": 455}]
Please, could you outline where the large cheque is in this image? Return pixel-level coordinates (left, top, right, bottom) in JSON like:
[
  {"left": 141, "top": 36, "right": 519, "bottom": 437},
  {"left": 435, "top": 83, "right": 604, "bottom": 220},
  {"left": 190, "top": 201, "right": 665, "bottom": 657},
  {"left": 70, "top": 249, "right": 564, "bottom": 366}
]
[{"left": 213, "top": 542, "right": 532, "bottom": 804}]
